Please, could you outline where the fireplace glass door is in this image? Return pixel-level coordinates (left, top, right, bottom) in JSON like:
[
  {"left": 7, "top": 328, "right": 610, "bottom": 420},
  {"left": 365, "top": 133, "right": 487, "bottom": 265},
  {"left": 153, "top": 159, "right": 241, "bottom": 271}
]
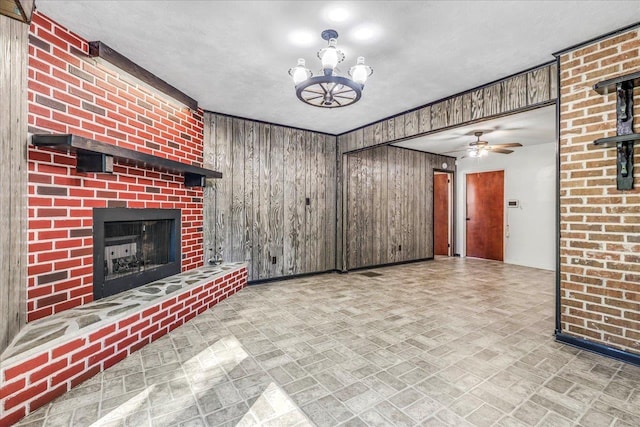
[
  {"left": 93, "top": 208, "right": 181, "bottom": 299},
  {"left": 104, "top": 220, "right": 172, "bottom": 281}
]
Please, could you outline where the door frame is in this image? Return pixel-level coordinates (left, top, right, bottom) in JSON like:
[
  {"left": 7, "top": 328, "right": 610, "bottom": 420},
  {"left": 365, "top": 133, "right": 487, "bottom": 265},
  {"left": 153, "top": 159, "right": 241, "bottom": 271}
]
[
  {"left": 463, "top": 169, "right": 505, "bottom": 260},
  {"left": 433, "top": 169, "right": 455, "bottom": 257}
]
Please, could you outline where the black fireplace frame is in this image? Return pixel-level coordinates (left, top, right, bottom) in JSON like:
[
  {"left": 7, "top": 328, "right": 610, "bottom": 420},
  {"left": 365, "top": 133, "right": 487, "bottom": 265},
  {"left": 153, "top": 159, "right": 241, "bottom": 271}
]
[{"left": 93, "top": 208, "right": 181, "bottom": 300}]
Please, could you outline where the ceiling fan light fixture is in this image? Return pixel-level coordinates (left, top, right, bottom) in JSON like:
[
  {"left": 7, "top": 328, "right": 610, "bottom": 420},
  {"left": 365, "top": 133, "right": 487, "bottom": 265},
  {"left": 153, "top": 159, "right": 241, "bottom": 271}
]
[{"left": 289, "top": 29, "right": 373, "bottom": 108}]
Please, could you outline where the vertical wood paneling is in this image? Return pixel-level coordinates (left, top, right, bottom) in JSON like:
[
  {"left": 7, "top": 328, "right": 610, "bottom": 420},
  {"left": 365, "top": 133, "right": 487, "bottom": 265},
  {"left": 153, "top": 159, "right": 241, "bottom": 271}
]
[
  {"left": 215, "top": 115, "right": 232, "bottom": 264},
  {"left": 270, "top": 125, "right": 284, "bottom": 277},
  {"left": 0, "top": 16, "right": 28, "bottom": 353},
  {"left": 250, "top": 123, "right": 266, "bottom": 280},
  {"left": 350, "top": 150, "right": 360, "bottom": 269},
  {"left": 259, "top": 124, "right": 271, "bottom": 279},
  {"left": 373, "top": 122, "right": 383, "bottom": 145},
  {"left": 417, "top": 154, "right": 427, "bottom": 258},
  {"left": 483, "top": 83, "right": 502, "bottom": 117},
  {"left": 431, "top": 102, "right": 449, "bottom": 130},
  {"left": 336, "top": 138, "right": 344, "bottom": 271},
  {"left": 340, "top": 153, "right": 348, "bottom": 271},
  {"left": 527, "top": 66, "right": 551, "bottom": 105},
  {"left": 387, "top": 147, "right": 398, "bottom": 263},
  {"left": 244, "top": 121, "right": 256, "bottom": 277},
  {"left": 251, "top": 121, "right": 262, "bottom": 278},
  {"left": 451, "top": 96, "right": 463, "bottom": 126},
  {"left": 394, "top": 114, "right": 406, "bottom": 139},
  {"left": 355, "top": 128, "right": 364, "bottom": 150},
  {"left": 230, "top": 119, "right": 245, "bottom": 263},
  {"left": 502, "top": 74, "right": 527, "bottom": 112},
  {"left": 419, "top": 106, "right": 431, "bottom": 134},
  {"left": 387, "top": 118, "right": 395, "bottom": 141},
  {"left": 363, "top": 125, "right": 374, "bottom": 148},
  {"left": 317, "top": 135, "right": 327, "bottom": 271},
  {"left": 202, "top": 114, "right": 216, "bottom": 262},
  {"left": 348, "top": 130, "right": 358, "bottom": 152},
  {"left": 362, "top": 147, "right": 373, "bottom": 267},
  {"left": 549, "top": 62, "right": 558, "bottom": 100},
  {"left": 462, "top": 93, "right": 472, "bottom": 123},
  {"left": 282, "top": 128, "right": 295, "bottom": 275},
  {"left": 304, "top": 132, "right": 312, "bottom": 272},
  {"left": 325, "top": 135, "right": 336, "bottom": 271},
  {"left": 470, "top": 89, "right": 484, "bottom": 120},
  {"left": 294, "top": 130, "right": 307, "bottom": 275},
  {"left": 372, "top": 147, "right": 383, "bottom": 265},
  {"left": 344, "top": 146, "right": 438, "bottom": 270},
  {"left": 334, "top": 64, "right": 555, "bottom": 271},
  {"left": 203, "top": 64, "right": 557, "bottom": 282},
  {"left": 404, "top": 150, "right": 413, "bottom": 261},
  {"left": 405, "top": 110, "right": 419, "bottom": 137}
]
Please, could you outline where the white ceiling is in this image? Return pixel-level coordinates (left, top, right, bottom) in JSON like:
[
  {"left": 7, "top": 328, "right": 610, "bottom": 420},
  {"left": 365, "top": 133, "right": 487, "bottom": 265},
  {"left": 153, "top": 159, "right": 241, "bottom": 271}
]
[
  {"left": 393, "top": 104, "right": 556, "bottom": 157},
  {"left": 35, "top": 1, "right": 640, "bottom": 135}
]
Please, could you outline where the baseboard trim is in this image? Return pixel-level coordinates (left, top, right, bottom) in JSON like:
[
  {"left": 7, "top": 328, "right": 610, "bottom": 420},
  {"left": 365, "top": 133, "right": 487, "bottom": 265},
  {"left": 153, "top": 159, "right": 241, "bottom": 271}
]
[
  {"left": 248, "top": 257, "right": 437, "bottom": 284},
  {"left": 248, "top": 269, "right": 338, "bottom": 286},
  {"left": 555, "top": 333, "right": 640, "bottom": 367},
  {"left": 344, "top": 257, "right": 435, "bottom": 273}
]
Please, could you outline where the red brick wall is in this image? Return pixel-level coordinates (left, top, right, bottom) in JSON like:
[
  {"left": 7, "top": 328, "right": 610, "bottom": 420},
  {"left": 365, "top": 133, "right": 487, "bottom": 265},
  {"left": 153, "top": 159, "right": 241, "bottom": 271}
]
[
  {"left": 559, "top": 28, "right": 640, "bottom": 353},
  {"left": 0, "top": 266, "right": 247, "bottom": 426},
  {"left": 27, "top": 12, "right": 205, "bottom": 321}
]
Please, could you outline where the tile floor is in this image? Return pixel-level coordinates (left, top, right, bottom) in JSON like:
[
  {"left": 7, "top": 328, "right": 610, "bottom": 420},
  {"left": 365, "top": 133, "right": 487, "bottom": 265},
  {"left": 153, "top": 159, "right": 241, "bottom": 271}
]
[{"left": 15, "top": 258, "right": 640, "bottom": 426}]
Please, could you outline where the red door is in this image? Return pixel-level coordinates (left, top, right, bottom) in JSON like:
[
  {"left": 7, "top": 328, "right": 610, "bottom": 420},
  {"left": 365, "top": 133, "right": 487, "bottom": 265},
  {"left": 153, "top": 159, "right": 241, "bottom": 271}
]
[
  {"left": 466, "top": 171, "right": 504, "bottom": 261},
  {"left": 434, "top": 173, "right": 450, "bottom": 256}
]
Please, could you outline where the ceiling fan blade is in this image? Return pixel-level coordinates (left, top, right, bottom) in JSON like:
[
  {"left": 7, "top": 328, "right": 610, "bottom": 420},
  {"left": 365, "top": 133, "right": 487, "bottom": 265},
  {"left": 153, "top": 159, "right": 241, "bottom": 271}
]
[
  {"left": 489, "top": 148, "right": 514, "bottom": 154},
  {"left": 490, "top": 143, "right": 523, "bottom": 148},
  {"left": 441, "top": 149, "right": 469, "bottom": 154}
]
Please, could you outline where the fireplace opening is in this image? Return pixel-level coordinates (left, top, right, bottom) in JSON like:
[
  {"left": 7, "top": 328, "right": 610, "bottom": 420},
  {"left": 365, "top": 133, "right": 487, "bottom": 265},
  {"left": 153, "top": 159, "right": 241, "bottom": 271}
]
[{"left": 93, "top": 208, "right": 181, "bottom": 300}]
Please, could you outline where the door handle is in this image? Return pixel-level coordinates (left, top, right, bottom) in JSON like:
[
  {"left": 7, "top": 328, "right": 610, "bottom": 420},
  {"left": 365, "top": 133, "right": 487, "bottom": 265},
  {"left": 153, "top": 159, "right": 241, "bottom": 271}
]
[{"left": 466, "top": 218, "right": 471, "bottom": 221}]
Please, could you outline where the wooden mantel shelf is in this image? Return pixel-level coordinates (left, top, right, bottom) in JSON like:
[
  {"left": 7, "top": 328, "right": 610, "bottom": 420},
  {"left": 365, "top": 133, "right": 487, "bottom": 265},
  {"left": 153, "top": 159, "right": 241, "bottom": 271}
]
[{"left": 32, "top": 134, "right": 222, "bottom": 187}]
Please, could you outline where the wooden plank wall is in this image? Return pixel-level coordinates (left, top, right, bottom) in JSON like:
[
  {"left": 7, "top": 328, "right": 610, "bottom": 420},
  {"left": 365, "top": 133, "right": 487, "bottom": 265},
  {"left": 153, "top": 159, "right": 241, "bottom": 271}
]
[
  {"left": 0, "top": 15, "right": 28, "bottom": 354},
  {"left": 344, "top": 146, "right": 452, "bottom": 270},
  {"left": 338, "top": 62, "right": 556, "bottom": 154},
  {"left": 336, "top": 61, "right": 556, "bottom": 270},
  {"left": 203, "top": 113, "right": 336, "bottom": 281}
]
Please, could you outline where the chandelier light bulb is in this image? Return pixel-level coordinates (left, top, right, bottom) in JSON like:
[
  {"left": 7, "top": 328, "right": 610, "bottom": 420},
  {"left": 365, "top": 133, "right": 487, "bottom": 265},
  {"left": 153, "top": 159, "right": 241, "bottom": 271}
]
[
  {"left": 288, "top": 29, "right": 372, "bottom": 108},
  {"left": 319, "top": 38, "right": 343, "bottom": 74},
  {"left": 349, "top": 57, "right": 373, "bottom": 86},
  {"left": 289, "top": 58, "right": 311, "bottom": 85}
]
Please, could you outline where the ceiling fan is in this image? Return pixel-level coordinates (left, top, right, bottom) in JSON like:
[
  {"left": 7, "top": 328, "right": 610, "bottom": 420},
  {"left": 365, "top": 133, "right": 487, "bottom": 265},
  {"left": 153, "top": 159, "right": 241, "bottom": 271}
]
[{"left": 444, "top": 131, "right": 522, "bottom": 158}]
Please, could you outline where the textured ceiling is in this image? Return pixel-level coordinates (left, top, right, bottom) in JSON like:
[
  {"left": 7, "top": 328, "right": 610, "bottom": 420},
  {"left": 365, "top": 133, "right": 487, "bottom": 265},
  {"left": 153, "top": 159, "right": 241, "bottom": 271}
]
[{"left": 35, "top": 1, "right": 640, "bottom": 135}]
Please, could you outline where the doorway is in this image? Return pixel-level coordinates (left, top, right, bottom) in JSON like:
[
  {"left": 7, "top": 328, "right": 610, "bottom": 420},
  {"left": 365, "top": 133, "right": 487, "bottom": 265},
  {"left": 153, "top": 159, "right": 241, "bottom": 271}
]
[
  {"left": 434, "top": 171, "right": 453, "bottom": 256},
  {"left": 466, "top": 170, "right": 504, "bottom": 261}
]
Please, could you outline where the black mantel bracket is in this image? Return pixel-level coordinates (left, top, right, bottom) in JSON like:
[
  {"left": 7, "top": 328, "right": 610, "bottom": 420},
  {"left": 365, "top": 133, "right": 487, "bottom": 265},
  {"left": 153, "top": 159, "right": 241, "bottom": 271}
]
[
  {"left": 593, "top": 70, "right": 640, "bottom": 191},
  {"left": 31, "top": 134, "right": 222, "bottom": 187}
]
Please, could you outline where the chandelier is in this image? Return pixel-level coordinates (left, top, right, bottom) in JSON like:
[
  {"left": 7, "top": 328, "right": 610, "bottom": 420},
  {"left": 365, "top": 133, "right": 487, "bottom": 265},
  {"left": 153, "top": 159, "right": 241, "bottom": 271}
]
[{"left": 288, "top": 29, "right": 373, "bottom": 108}]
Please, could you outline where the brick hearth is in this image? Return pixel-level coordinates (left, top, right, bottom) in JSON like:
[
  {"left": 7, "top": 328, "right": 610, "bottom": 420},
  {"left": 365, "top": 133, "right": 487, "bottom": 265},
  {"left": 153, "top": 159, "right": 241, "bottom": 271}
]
[{"left": 0, "top": 263, "right": 247, "bottom": 425}]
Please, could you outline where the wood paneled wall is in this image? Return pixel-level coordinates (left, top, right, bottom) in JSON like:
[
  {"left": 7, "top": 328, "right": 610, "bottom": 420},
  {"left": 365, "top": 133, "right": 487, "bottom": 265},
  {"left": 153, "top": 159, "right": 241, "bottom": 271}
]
[
  {"left": 0, "top": 15, "right": 28, "bottom": 354},
  {"left": 338, "top": 62, "right": 557, "bottom": 153},
  {"left": 344, "top": 146, "right": 453, "bottom": 270},
  {"left": 335, "top": 62, "right": 555, "bottom": 270},
  {"left": 203, "top": 113, "right": 336, "bottom": 281}
]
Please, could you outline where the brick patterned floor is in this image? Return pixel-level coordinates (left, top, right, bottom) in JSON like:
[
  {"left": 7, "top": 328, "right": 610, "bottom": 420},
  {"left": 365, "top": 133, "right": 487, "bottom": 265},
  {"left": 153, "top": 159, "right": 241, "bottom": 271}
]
[{"left": 15, "top": 258, "right": 640, "bottom": 426}]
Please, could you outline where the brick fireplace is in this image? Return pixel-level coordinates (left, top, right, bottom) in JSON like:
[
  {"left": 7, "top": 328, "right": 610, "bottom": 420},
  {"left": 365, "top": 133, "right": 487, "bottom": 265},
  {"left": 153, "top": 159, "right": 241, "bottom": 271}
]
[
  {"left": 26, "top": 12, "right": 206, "bottom": 321},
  {"left": 0, "top": 12, "right": 248, "bottom": 425}
]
